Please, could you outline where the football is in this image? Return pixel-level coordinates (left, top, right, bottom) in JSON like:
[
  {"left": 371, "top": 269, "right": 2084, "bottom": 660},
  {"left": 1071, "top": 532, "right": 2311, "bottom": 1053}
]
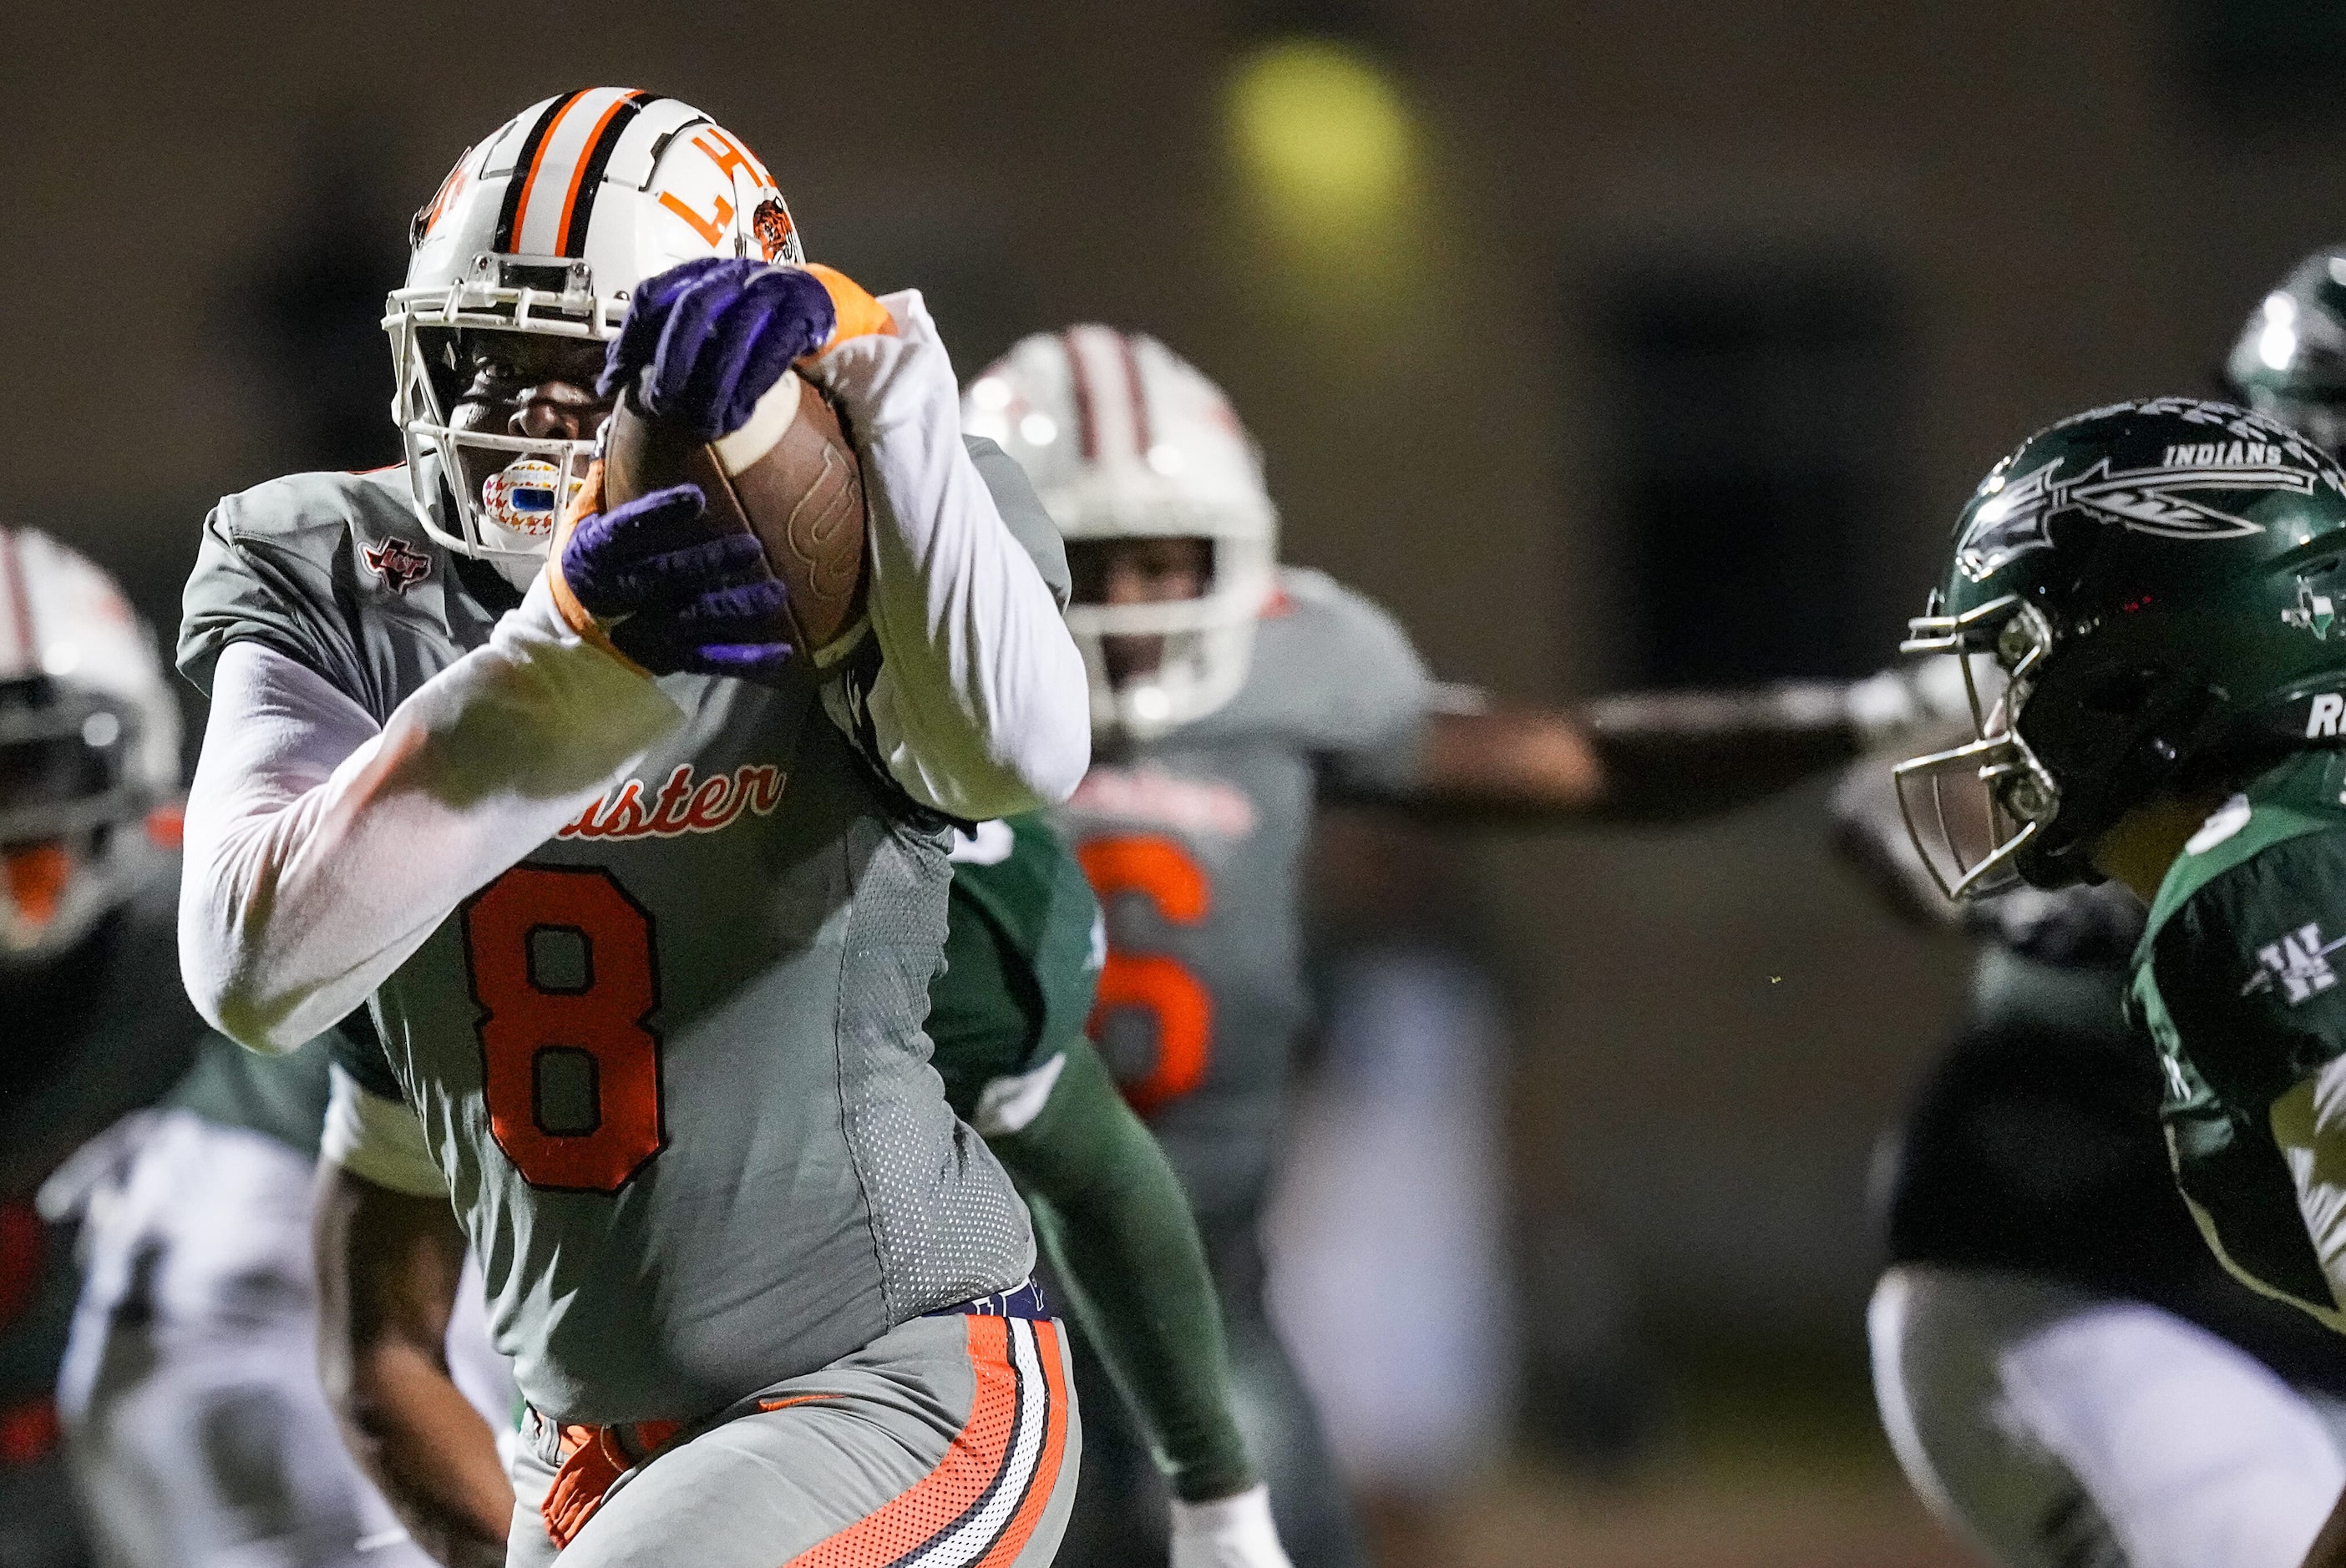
[{"left": 600, "top": 369, "right": 870, "bottom": 654}]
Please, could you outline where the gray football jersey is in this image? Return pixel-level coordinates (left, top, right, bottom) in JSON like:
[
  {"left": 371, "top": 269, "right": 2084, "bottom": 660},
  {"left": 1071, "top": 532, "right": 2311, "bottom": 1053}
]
[
  {"left": 1050, "top": 567, "right": 1431, "bottom": 1227},
  {"left": 178, "top": 456, "right": 1046, "bottom": 1425}
]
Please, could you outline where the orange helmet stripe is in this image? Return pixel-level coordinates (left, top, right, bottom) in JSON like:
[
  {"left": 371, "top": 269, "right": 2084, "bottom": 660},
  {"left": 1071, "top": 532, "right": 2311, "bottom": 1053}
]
[
  {"left": 1062, "top": 330, "right": 1100, "bottom": 460},
  {"left": 508, "top": 91, "right": 593, "bottom": 256},
  {"left": 555, "top": 89, "right": 648, "bottom": 259},
  {"left": 1117, "top": 332, "right": 1152, "bottom": 458},
  {"left": 491, "top": 90, "right": 582, "bottom": 255}
]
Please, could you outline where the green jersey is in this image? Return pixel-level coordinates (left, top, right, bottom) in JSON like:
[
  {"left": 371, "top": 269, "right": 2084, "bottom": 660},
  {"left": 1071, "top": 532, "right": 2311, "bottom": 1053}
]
[
  {"left": 2130, "top": 747, "right": 2346, "bottom": 1321},
  {"left": 906, "top": 812, "right": 1259, "bottom": 1500},
  {"left": 161, "top": 1034, "right": 332, "bottom": 1158},
  {"left": 934, "top": 815, "right": 1105, "bottom": 1118}
]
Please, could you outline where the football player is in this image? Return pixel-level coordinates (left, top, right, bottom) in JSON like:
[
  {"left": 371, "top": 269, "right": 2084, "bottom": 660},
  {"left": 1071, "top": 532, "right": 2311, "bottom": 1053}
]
[
  {"left": 175, "top": 90, "right": 1090, "bottom": 1566},
  {"left": 2225, "top": 245, "right": 2346, "bottom": 463},
  {"left": 1893, "top": 395, "right": 2346, "bottom": 1568},
  {"left": 317, "top": 812, "right": 1292, "bottom": 1568},
  {"left": 55, "top": 1028, "right": 518, "bottom": 1568},
  {"left": 0, "top": 528, "right": 195, "bottom": 1568},
  {"left": 1836, "top": 261, "right": 2346, "bottom": 1568},
  {"left": 1841, "top": 750, "right": 2346, "bottom": 1568},
  {"left": 966, "top": 328, "right": 1939, "bottom": 1566},
  {"left": 0, "top": 526, "right": 515, "bottom": 1568}
]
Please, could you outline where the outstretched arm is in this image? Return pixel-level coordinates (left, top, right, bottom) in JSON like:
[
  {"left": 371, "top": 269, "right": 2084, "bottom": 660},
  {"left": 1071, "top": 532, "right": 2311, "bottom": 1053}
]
[
  {"left": 314, "top": 1070, "right": 510, "bottom": 1567},
  {"left": 2301, "top": 1491, "right": 2346, "bottom": 1568},
  {"left": 981, "top": 1041, "right": 1290, "bottom": 1565},
  {"left": 1409, "top": 677, "right": 1908, "bottom": 822}
]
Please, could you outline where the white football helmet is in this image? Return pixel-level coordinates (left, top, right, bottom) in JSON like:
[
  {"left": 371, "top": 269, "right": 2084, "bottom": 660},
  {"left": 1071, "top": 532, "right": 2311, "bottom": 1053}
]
[
  {"left": 0, "top": 529, "right": 181, "bottom": 965},
  {"left": 965, "top": 328, "right": 1279, "bottom": 738},
  {"left": 386, "top": 89, "right": 805, "bottom": 579}
]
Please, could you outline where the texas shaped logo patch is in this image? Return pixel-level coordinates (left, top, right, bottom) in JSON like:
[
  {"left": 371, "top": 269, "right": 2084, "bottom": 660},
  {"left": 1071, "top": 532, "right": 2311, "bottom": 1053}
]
[{"left": 362, "top": 536, "right": 433, "bottom": 594}]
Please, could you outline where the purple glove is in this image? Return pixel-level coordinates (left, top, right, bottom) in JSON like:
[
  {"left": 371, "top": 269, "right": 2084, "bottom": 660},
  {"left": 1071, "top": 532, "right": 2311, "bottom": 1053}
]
[
  {"left": 599, "top": 259, "right": 837, "bottom": 443},
  {"left": 558, "top": 483, "right": 796, "bottom": 683}
]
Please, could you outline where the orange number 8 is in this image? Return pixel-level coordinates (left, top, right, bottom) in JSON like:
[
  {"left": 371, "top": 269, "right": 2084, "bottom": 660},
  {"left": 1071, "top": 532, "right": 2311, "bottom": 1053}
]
[
  {"left": 1077, "top": 835, "right": 1213, "bottom": 1116},
  {"left": 462, "top": 866, "right": 665, "bottom": 1192}
]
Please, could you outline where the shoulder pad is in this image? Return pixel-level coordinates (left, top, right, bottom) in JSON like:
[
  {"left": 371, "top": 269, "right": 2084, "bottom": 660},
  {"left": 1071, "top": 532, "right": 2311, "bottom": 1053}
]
[
  {"left": 2147, "top": 751, "right": 2346, "bottom": 943},
  {"left": 1214, "top": 567, "right": 1431, "bottom": 749},
  {"left": 180, "top": 468, "right": 479, "bottom": 716}
]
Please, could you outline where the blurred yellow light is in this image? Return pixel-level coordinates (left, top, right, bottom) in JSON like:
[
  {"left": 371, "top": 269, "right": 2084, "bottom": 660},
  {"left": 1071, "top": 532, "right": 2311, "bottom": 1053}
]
[{"left": 1228, "top": 37, "right": 1415, "bottom": 233}]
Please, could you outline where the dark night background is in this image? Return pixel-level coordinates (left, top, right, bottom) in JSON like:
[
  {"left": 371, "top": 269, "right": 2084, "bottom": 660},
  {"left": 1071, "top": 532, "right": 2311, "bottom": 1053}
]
[{"left": 11, "top": 3, "right": 2346, "bottom": 1559}]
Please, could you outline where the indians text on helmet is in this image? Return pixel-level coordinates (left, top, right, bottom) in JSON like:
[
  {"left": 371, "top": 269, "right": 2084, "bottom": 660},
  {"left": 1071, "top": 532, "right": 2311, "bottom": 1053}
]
[{"left": 1955, "top": 451, "right": 2318, "bottom": 582}]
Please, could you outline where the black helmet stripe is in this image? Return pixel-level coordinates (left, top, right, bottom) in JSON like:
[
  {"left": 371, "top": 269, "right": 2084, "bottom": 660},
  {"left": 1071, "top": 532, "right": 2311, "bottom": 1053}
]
[
  {"left": 491, "top": 90, "right": 585, "bottom": 255},
  {"left": 560, "top": 91, "right": 656, "bottom": 258}
]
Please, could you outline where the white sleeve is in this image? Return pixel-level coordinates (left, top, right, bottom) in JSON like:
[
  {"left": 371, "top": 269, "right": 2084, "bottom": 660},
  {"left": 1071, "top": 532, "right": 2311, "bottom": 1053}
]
[
  {"left": 321, "top": 1064, "right": 448, "bottom": 1199},
  {"left": 2266, "top": 1061, "right": 2346, "bottom": 1333},
  {"left": 1169, "top": 1485, "right": 1292, "bottom": 1568},
  {"left": 180, "top": 574, "right": 687, "bottom": 1054},
  {"left": 803, "top": 291, "right": 1091, "bottom": 819}
]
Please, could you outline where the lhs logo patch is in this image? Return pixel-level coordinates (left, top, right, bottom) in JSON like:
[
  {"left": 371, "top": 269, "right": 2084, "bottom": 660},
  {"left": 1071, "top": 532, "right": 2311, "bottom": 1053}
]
[
  {"left": 362, "top": 537, "right": 433, "bottom": 594},
  {"left": 2246, "top": 922, "right": 2346, "bottom": 1004}
]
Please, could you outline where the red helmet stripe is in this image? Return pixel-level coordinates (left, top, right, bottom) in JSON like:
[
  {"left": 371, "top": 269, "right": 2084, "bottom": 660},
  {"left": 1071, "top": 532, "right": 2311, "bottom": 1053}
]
[
  {"left": 1117, "top": 333, "right": 1152, "bottom": 458},
  {"left": 492, "top": 91, "right": 584, "bottom": 255},
  {"left": 0, "top": 531, "right": 33, "bottom": 680},
  {"left": 1062, "top": 330, "right": 1101, "bottom": 461},
  {"left": 556, "top": 90, "right": 650, "bottom": 258}
]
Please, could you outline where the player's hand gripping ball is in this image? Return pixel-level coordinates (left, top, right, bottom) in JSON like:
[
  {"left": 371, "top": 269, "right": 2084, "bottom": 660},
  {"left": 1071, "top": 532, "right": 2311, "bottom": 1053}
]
[
  {"left": 595, "top": 258, "right": 881, "bottom": 655},
  {"left": 600, "top": 257, "right": 835, "bottom": 440},
  {"left": 553, "top": 478, "right": 799, "bottom": 683}
]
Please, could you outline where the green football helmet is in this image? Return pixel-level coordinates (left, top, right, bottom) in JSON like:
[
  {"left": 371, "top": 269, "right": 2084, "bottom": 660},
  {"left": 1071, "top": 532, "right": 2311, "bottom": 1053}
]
[
  {"left": 2226, "top": 248, "right": 2346, "bottom": 460},
  {"left": 1897, "top": 397, "right": 2346, "bottom": 898}
]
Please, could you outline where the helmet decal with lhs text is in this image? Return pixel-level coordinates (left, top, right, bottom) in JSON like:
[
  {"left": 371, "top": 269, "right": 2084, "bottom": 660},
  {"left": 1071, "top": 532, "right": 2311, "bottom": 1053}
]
[{"left": 1957, "top": 448, "right": 2313, "bottom": 582}]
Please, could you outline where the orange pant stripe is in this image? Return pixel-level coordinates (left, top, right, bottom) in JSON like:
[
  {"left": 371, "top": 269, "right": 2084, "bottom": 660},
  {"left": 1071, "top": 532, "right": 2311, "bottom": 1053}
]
[
  {"left": 784, "top": 1316, "right": 1021, "bottom": 1565},
  {"left": 973, "top": 1317, "right": 1070, "bottom": 1568}
]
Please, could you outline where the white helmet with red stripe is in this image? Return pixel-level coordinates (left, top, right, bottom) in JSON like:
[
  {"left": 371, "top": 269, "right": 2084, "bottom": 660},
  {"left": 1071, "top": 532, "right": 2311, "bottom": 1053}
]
[
  {"left": 386, "top": 89, "right": 804, "bottom": 574},
  {"left": 964, "top": 328, "right": 1279, "bottom": 738},
  {"left": 0, "top": 529, "right": 180, "bottom": 965}
]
